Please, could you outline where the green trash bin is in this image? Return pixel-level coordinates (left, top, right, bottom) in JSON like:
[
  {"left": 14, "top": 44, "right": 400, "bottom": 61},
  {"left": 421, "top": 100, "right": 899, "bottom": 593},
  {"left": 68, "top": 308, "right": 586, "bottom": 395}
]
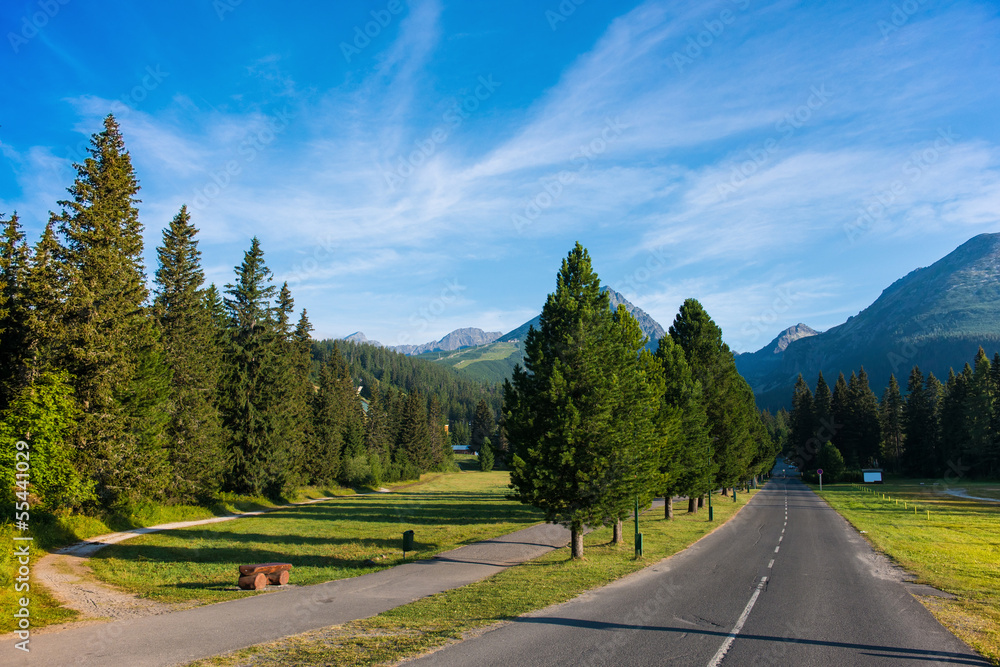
[{"left": 403, "top": 530, "right": 414, "bottom": 555}]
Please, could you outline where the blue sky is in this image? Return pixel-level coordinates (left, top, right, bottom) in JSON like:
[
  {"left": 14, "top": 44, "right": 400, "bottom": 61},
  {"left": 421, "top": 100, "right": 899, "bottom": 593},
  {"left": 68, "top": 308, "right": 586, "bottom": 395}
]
[{"left": 2, "top": 0, "right": 999, "bottom": 352}]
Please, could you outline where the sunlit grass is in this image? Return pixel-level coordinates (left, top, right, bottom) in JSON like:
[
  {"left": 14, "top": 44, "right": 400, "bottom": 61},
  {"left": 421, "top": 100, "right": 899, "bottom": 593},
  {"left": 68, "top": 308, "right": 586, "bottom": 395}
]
[{"left": 816, "top": 479, "right": 1000, "bottom": 665}]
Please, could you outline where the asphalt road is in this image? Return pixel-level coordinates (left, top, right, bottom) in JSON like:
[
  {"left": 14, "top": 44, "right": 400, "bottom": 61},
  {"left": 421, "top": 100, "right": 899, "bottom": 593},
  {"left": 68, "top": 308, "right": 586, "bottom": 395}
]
[
  {"left": 4, "top": 522, "right": 570, "bottom": 667},
  {"left": 406, "top": 475, "right": 990, "bottom": 666}
]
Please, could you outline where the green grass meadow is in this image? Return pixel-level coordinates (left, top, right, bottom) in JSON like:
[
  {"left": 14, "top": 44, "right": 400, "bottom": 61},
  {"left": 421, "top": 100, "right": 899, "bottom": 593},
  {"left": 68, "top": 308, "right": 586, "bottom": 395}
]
[
  {"left": 0, "top": 485, "right": 363, "bottom": 633},
  {"left": 190, "top": 487, "right": 759, "bottom": 667},
  {"left": 83, "top": 470, "right": 540, "bottom": 607},
  {"left": 815, "top": 479, "right": 1000, "bottom": 664}
]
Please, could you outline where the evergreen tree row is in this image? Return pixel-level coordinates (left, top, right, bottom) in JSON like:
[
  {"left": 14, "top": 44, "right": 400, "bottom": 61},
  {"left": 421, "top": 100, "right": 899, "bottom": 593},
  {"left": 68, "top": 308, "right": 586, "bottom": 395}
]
[
  {"left": 0, "top": 114, "right": 453, "bottom": 512},
  {"left": 504, "top": 245, "right": 778, "bottom": 558},
  {"left": 787, "top": 347, "right": 1000, "bottom": 479}
]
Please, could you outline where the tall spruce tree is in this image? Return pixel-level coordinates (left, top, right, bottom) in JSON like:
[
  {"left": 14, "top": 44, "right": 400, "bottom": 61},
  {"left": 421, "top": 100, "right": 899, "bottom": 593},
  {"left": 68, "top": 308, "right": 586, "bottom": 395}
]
[
  {"left": 221, "top": 237, "right": 286, "bottom": 496},
  {"left": 54, "top": 114, "right": 167, "bottom": 506},
  {"left": 851, "top": 368, "right": 882, "bottom": 467},
  {"left": 504, "top": 243, "right": 618, "bottom": 558},
  {"left": 396, "top": 391, "right": 432, "bottom": 472},
  {"left": 654, "top": 335, "right": 714, "bottom": 519},
  {"left": 470, "top": 399, "right": 494, "bottom": 454},
  {"left": 902, "top": 366, "right": 936, "bottom": 476},
  {"left": 0, "top": 213, "right": 30, "bottom": 409},
  {"left": 813, "top": 371, "right": 832, "bottom": 445},
  {"left": 789, "top": 374, "right": 817, "bottom": 470},
  {"left": 966, "top": 349, "right": 993, "bottom": 474},
  {"left": 20, "top": 223, "right": 66, "bottom": 385},
  {"left": 153, "top": 206, "right": 225, "bottom": 501},
  {"left": 670, "top": 299, "right": 762, "bottom": 490},
  {"left": 880, "top": 374, "right": 904, "bottom": 471},
  {"left": 601, "top": 306, "right": 666, "bottom": 543}
]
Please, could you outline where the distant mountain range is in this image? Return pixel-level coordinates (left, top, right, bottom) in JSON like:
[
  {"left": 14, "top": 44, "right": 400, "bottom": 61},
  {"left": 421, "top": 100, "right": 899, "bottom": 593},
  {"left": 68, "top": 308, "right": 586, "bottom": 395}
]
[
  {"left": 497, "top": 287, "right": 666, "bottom": 350},
  {"left": 417, "top": 287, "right": 668, "bottom": 383},
  {"left": 736, "top": 233, "right": 1000, "bottom": 409},
  {"left": 342, "top": 328, "right": 502, "bottom": 356},
  {"left": 394, "top": 328, "right": 503, "bottom": 356}
]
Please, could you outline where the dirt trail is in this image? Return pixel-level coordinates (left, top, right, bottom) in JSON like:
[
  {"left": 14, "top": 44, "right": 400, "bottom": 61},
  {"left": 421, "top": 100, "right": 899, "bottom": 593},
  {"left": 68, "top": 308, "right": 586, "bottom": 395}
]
[{"left": 32, "top": 496, "right": 335, "bottom": 627}]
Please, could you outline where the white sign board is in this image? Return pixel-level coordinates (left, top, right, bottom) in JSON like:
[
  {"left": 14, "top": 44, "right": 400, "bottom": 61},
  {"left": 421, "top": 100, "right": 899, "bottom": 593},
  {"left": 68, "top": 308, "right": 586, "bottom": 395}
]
[{"left": 863, "top": 470, "right": 883, "bottom": 483}]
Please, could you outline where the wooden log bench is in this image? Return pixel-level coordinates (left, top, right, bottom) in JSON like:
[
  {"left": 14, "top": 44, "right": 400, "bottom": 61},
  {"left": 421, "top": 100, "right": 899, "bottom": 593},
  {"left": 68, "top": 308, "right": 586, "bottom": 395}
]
[{"left": 237, "top": 562, "right": 292, "bottom": 590}]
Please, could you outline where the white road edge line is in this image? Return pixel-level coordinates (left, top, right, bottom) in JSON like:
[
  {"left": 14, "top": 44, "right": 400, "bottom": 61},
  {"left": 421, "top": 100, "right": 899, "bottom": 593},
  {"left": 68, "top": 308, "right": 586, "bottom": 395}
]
[
  {"left": 774, "top": 546, "right": 780, "bottom": 553},
  {"left": 768, "top": 559, "right": 774, "bottom": 568},
  {"left": 707, "top": 576, "right": 768, "bottom": 667}
]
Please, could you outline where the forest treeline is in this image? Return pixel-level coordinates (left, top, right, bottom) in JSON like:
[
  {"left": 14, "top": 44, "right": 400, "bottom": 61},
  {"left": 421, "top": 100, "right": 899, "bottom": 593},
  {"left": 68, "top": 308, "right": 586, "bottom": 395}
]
[
  {"left": 0, "top": 115, "right": 479, "bottom": 513},
  {"left": 781, "top": 346, "right": 1000, "bottom": 480}
]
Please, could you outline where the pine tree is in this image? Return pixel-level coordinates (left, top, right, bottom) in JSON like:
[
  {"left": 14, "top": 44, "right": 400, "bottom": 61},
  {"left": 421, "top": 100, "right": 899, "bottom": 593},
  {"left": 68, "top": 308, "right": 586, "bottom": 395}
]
[
  {"left": 310, "top": 357, "right": 343, "bottom": 484},
  {"left": 396, "top": 391, "right": 432, "bottom": 472},
  {"left": 221, "top": 237, "right": 284, "bottom": 496},
  {"left": 53, "top": 114, "right": 167, "bottom": 506},
  {"left": 427, "top": 395, "right": 450, "bottom": 469},
  {"left": 669, "top": 299, "right": 762, "bottom": 491},
  {"left": 600, "top": 305, "right": 666, "bottom": 542},
  {"left": 0, "top": 213, "right": 30, "bottom": 409},
  {"left": 504, "top": 243, "right": 618, "bottom": 558},
  {"left": 479, "top": 436, "right": 495, "bottom": 472},
  {"left": 965, "top": 349, "right": 993, "bottom": 475},
  {"left": 902, "top": 366, "right": 938, "bottom": 476},
  {"left": 655, "top": 335, "right": 714, "bottom": 519},
  {"left": 470, "top": 399, "right": 494, "bottom": 454},
  {"left": 153, "top": 206, "right": 226, "bottom": 501},
  {"left": 880, "top": 374, "right": 904, "bottom": 472},
  {"left": 813, "top": 371, "right": 832, "bottom": 445},
  {"left": 830, "top": 372, "right": 851, "bottom": 463},
  {"left": 851, "top": 367, "right": 882, "bottom": 468},
  {"left": 789, "top": 374, "right": 816, "bottom": 470},
  {"left": 364, "top": 383, "right": 391, "bottom": 457}
]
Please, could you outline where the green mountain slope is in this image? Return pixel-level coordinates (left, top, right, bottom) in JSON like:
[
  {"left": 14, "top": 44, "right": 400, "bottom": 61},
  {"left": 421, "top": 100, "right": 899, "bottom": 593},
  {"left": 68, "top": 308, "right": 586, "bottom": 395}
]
[
  {"left": 739, "top": 233, "right": 1000, "bottom": 409},
  {"left": 438, "top": 287, "right": 666, "bottom": 383}
]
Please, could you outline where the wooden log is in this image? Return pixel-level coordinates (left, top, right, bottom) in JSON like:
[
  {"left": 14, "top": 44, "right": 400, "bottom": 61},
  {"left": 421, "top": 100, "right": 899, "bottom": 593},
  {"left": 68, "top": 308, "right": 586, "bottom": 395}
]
[
  {"left": 266, "top": 570, "right": 290, "bottom": 586},
  {"left": 238, "top": 573, "right": 268, "bottom": 590},
  {"left": 239, "top": 562, "right": 293, "bottom": 576}
]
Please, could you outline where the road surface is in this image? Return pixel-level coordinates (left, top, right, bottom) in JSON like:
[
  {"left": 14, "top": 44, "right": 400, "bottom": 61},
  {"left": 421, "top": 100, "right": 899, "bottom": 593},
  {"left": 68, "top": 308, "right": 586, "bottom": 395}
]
[{"left": 406, "top": 476, "right": 988, "bottom": 666}]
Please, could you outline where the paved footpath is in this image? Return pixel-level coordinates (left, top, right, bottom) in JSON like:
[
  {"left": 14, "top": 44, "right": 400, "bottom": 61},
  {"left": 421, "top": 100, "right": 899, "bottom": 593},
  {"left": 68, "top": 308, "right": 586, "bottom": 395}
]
[{"left": 5, "top": 522, "right": 570, "bottom": 667}]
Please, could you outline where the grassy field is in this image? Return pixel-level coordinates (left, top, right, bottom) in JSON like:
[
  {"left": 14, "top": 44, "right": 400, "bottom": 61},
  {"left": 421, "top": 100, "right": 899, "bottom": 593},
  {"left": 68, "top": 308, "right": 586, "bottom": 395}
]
[
  {"left": 0, "top": 485, "right": 364, "bottom": 633},
  {"left": 85, "top": 470, "right": 540, "bottom": 607},
  {"left": 190, "top": 488, "right": 759, "bottom": 667},
  {"left": 815, "top": 479, "right": 1000, "bottom": 665}
]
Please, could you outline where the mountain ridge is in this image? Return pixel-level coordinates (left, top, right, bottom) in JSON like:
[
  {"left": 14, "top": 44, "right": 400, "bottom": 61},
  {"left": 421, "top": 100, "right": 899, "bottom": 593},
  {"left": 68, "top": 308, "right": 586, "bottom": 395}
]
[{"left": 737, "top": 233, "right": 1000, "bottom": 409}]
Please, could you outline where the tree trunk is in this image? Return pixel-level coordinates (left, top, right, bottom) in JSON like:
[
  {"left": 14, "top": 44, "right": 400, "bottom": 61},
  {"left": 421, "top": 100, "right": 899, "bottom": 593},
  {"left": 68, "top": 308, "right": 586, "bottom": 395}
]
[
  {"left": 687, "top": 497, "right": 697, "bottom": 513},
  {"left": 571, "top": 526, "right": 584, "bottom": 559},
  {"left": 697, "top": 495, "right": 704, "bottom": 508},
  {"left": 612, "top": 518, "right": 624, "bottom": 544},
  {"left": 722, "top": 487, "right": 729, "bottom": 496},
  {"left": 665, "top": 496, "right": 674, "bottom": 520}
]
